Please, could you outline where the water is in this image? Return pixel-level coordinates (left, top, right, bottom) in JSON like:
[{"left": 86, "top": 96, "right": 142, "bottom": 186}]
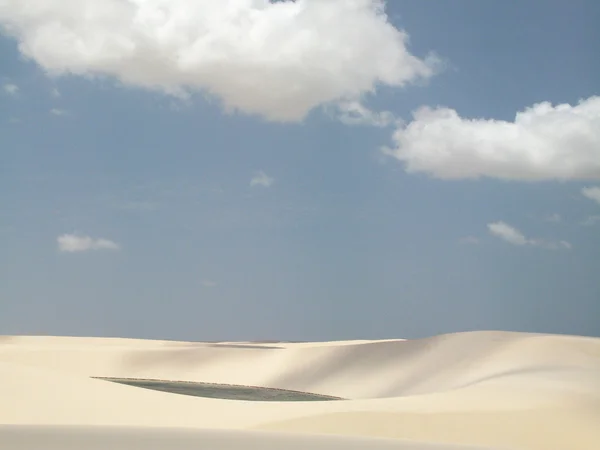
[{"left": 97, "top": 377, "right": 341, "bottom": 402}]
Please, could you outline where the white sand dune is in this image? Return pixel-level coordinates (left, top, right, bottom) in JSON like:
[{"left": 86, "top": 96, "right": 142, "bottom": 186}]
[
  {"left": 0, "top": 426, "right": 495, "bottom": 450},
  {"left": 1, "top": 331, "right": 599, "bottom": 449}
]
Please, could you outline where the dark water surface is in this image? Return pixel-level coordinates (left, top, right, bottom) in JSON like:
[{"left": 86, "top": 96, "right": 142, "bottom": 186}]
[{"left": 97, "top": 377, "right": 341, "bottom": 402}]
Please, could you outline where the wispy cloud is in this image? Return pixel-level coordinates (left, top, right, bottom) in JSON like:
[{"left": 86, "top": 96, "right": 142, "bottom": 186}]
[
  {"left": 0, "top": 1, "right": 436, "bottom": 122},
  {"left": 536, "top": 240, "right": 572, "bottom": 250},
  {"left": 50, "top": 108, "right": 69, "bottom": 116},
  {"left": 459, "top": 236, "right": 480, "bottom": 245},
  {"left": 333, "top": 101, "right": 397, "bottom": 128},
  {"left": 385, "top": 96, "right": 600, "bottom": 180},
  {"left": 581, "top": 215, "right": 600, "bottom": 227},
  {"left": 488, "top": 222, "right": 528, "bottom": 246},
  {"left": 544, "top": 213, "right": 562, "bottom": 223},
  {"left": 582, "top": 186, "right": 600, "bottom": 205},
  {"left": 487, "top": 222, "right": 571, "bottom": 250},
  {"left": 250, "top": 171, "right": 274, "bottom": 188},
  {"left": 3, "top": 83, "right": 19, "bottom": 95},
  {"left": 57, "top": 234, "right": 120, "bottom": 253},
  {"left": 119, "top": 201, "right": 158, "bottom": 212},
  {"left": 51, "top": 87, "right": 61, "bottom": 98},
  {"left": 200, "top": 279, "right": 217, "bottom": 288}
]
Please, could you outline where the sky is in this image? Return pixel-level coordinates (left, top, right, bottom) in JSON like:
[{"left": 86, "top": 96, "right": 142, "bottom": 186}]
[{"left": 1, "top": 0, "right": 599, "bottom": 341}]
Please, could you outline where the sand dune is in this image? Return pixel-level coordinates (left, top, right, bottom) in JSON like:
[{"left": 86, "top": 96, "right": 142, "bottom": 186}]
[
  {"left": 0, "top": 425, "right": 496, "bottom": 450},
  {"left": 1, "top": 331, "right": 599, "bottom": 449}
]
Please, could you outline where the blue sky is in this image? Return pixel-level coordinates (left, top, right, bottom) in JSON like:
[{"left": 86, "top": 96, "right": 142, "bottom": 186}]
[{"left": 1, "top": 1, "right": 599, "bottom": 341}]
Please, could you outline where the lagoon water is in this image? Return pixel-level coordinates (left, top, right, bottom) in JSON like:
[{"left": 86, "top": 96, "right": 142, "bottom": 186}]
[{"left": 98, "top": 378, "right": 341, "bottom": 402}]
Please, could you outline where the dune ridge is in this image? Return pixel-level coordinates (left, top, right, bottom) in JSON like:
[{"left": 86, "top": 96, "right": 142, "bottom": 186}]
[{"left": 2, "top": 330, "right": 600, "bottom": 449}]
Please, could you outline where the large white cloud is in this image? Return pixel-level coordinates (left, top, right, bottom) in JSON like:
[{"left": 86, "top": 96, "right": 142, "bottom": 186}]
[
  {"left": 0, "top": 0, "right": 435, "bottom": 122},
  {"left": 57, "top": 234, "right": 120, "bottom": 252},
  {"left": 385, "top": 96, "right": 600, "bottom": 180}
]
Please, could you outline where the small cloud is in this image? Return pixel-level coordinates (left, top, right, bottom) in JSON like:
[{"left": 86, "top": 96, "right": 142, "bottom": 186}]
[
  {"left": 487, "top": 221, "right": 571, "bottom": 250},
  {"left": 200, "top": 279, "right": 217, "bottom": 288},
  {"left": 8, "top": 117, "right": 21, "bottom": 124},
  {"left": 537, "top": 240, "right": 572, "bottom": 250},
  {"left": 582, "top": 186, "right": 600, "bottom": 205},
  {"left": 459, "top": 236, "right": 480, "bottom": 245},
  {"left": 57, "top": 233, "right": 120, "bottom": 253},
  {"left": 488, "top": 222, "right": 528, "bottom": 246},
  {"left": 50, "top": 108, "right": 69, "bottom": 116},
  {"left": 3, "top": 83, "right": 19, "bottom": 95},
  {"left": 51, "top": 88, "right": 61, "bottom": 98},
  {"left": 333, "top": 101, "right": 397, "bottom": 128},
  {"left": 250, "top": 171, "right": 274, "bottom": 188},
  {"left": 119, "top": 201, "right": 157, "bottom": 212},
  {"left": 581, "top": 215, "right": 600, "bottom": 226},
  {"left": 544, "top": 213, "right": 562, "bottom": 223}
]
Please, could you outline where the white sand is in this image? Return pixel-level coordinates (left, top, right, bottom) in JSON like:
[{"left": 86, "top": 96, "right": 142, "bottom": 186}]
[{"left": 1, "top": 331, "right": 599, "bottom": 449}]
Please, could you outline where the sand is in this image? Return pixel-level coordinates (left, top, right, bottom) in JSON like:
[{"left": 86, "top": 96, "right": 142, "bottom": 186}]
[{"left": 1, "top": 331, "right": 599, "bottom": 449}]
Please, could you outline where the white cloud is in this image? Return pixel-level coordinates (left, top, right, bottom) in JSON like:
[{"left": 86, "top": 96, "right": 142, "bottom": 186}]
[
  {"left": 50, "top": 108, "right": 68, "bottom": 116},
  {"left": 545, "top": 213, "right": 561, "bottom": 223},
  {"left": 488, "top": 222, "right": 528, "bottom": 246},
  {"left": 0, "top": 0, "right": 436, "bottom": 122},
  {"left": 250, "top": 171, "right": 274, "bottom": 188},
  {"left": 51, "top": 87, "right": 61, "bottom": 98},
  {"left": 120, "top": 200, "right": 158, "bottom": 212},
  {"left": 538, "top": 240, "right": 572, "bottom": 251},
  {"left": 200, "top": 279, "right": 217, "bottom": 288},
  {"left": 581, "top": 215, "right": 600, "bottom": 226},
  {"left": 333, "top": 100, "right": 397, "bottom": 127},
  {"left": 582, "top": 186, "right": 600, "bottom": 205},
  {"left": 3, "top": 83, "right": 19, "bottom": 95},
  {"left": 57, "top": 233, "right": 120, "bottom": 253},
  {"left": 385, "top": 96, "right": 600, "bottom": 180},
  {"left": 459, "top": 236, "right": 480, "bottom": 245},
  {"left": 487, "top": 221, "right": 571, "bottom": 250}
]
